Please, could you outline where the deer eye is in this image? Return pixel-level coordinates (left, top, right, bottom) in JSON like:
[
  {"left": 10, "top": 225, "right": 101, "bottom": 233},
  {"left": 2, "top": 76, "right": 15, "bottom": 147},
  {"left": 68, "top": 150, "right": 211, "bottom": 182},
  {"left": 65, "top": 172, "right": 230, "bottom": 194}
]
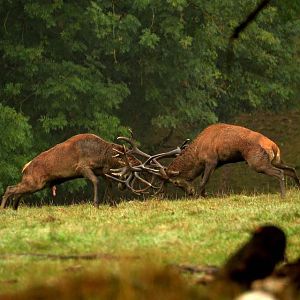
[{"left": 172, "top": 180, "right": 180, "bottom": 186}]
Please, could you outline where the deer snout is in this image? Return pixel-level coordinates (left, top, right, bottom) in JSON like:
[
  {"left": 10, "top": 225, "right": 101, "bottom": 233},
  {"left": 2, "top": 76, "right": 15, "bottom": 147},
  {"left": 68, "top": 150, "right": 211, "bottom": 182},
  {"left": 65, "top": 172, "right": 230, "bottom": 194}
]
[
  {"left": 186, "top": 185, "right": 196, "bottom": 196},
  {"left": 170, "top": 178, "right": 195, "bottom": 196}
]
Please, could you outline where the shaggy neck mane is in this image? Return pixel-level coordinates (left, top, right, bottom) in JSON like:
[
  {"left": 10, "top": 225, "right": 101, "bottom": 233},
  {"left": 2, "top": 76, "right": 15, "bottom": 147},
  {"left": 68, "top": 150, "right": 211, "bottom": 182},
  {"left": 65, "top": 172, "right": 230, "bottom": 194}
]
[{"left": 168, "top": 144, "right": 195, "bottom": 172}]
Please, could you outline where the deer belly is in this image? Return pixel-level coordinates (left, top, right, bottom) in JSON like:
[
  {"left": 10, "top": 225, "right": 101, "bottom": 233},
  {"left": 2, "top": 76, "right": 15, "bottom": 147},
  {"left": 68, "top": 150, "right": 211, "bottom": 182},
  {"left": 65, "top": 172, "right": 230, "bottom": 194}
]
[{"left": 218, "top": 151, "right": 244, "bottom": 164}]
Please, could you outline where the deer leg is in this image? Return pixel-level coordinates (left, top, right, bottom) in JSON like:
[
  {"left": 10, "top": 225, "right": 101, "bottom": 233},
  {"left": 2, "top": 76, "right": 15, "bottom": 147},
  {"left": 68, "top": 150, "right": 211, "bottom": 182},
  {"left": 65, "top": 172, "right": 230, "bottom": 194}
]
[
  {"left": 102, "top": 178, "right": 115, "bottom": 206},
  {"left": 262, "top": 167, "right": 285, "bottom": 198},
  {"left": 2, "top": 181, "right": 45, "bottom": 210},
  {"left": 1, "top": 186, "right": 15, "bottom": 209},
  {"left": 252, "top": 164, "right": 286, "bottom": 198},
  {"left": 13, "top": 182, "right": 47, "bottom": 210},
  {"left": 79, "top": 168, "right": 99, "bottom": 207},
  {"left": 12, "top": 194, "right": 23, "bottom": 210},
  {"left": 104, "top": 178, "right": 117, "bottom": 207},
  {"left": 197, "top": 172, "right": 206, "bottom": 197},
  {"left": 200, "top": 187, "right": 206, "bottom": 197},
  {"left": 102, "top": 180, "right": 109, "bottom": 205},
  {"left": 273, "top": 162, "right": 300, "bottom": 188},
  {"left": 247, "top": 148, "right": 285, "bottom": 198},
  {"left": 198, "top": 162, "right": 217, "bottom": 196}
]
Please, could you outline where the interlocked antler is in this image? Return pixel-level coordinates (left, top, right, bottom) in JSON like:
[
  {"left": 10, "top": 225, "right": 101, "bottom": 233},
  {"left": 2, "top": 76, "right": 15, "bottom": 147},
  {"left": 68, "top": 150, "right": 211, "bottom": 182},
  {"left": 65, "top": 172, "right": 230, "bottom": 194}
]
[
  {"left": 106, "top": 135, "right": 188, "bottom": 194},
  {"left": 105, "top": 144, "right": 145, "bottom": 195},
  {"left": 106, "top": 144, "right": 161, "bottom": 194},
  {"left": 117, "top": 137, "right": 190, "bottom": 173}
]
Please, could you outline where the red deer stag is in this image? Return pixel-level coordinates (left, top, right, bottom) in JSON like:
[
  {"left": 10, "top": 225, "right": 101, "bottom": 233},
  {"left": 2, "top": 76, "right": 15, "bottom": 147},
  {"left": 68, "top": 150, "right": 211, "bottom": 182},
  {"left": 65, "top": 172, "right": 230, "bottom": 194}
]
[
  {"left": 119, "top": 124, "right": 300, "bottom": 198},
  {"left": 161, "top": 124, "right": 300, "bottom": 197},
  {"left": 1, "top": 133, "right": 143, "bottom": 210}
]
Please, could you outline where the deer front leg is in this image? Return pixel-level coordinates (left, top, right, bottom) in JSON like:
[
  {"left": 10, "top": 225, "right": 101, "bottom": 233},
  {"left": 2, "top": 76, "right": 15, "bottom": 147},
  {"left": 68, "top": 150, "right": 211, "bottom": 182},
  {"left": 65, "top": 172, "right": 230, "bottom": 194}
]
[
  {"left": 104, "top": 178, "right": 117, "bottom": 207},
  {"left": 198, "top": 162, "right": 217, "bottom": 196},
  {"left": 79, "top": 167, "right": 100, "bottom": 207}
]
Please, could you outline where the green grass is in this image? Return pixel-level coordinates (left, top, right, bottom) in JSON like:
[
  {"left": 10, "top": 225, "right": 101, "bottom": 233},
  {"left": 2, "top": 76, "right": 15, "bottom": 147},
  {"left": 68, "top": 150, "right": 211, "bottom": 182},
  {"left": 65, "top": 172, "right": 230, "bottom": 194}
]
[{"left": 1, "top": 190, "right": 300, "bottom": 296}]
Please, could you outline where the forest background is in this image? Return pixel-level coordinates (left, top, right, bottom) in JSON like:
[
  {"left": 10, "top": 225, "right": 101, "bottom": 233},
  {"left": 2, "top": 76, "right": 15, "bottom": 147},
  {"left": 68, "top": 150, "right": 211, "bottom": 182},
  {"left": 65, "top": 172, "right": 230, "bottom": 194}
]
[{"left": 0, "top": 0, "right": 299, "bottom": 200}]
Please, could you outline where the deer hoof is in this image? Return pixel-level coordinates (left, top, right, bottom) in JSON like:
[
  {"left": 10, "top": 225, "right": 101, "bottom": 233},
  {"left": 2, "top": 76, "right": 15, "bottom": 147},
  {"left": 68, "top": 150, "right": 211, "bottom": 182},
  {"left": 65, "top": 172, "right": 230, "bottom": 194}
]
[
  {"left": 109, "top": 201, "right": 117, "bottom": 208},
  {"left": 93, "top": 202, "right": 100, "bottom": 208}
]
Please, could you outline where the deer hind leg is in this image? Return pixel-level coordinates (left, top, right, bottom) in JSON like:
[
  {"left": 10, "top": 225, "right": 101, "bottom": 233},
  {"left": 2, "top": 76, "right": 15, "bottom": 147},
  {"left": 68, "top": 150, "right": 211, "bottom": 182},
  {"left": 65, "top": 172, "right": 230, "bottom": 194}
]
[
  {"left": 2, "top": 180, "right": 46, "bottom": 210},
  {"left": 1, "top": 185, "right": 16, "bottom": 209},
  {"left": 263, "top": 166, "right": 285, "bottom": 198},
  {"left": 12, "top": 194, "right": 23, "bottom": 210},
  {"left": 247, "top": 152, "right": 286, "bottom": 198},
  {"left": 273, "top": 162, "right": 300, "bottom": 188},
  {"left": 79, "top": 167, "right": 100, "bottom": 207},
  {"left": 1, "top": 184, "right": 28, "bottom": 209}
]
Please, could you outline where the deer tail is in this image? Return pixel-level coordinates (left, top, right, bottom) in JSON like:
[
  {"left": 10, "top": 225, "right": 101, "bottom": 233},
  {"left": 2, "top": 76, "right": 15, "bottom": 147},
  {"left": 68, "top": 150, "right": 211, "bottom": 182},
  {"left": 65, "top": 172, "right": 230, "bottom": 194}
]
[
  {"left": 22, "top": 160, "right": 32, "bottom": 173},
  {"left": 271, "top": 144, "right": 281, "bottom": 165}
]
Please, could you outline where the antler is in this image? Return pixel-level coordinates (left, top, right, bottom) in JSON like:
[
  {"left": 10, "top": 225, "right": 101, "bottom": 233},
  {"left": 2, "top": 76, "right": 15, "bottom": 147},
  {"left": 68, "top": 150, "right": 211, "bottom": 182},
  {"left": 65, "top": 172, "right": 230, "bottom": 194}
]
[
  {"left": 117, "top": 137, "right": 152, "bottom": 159},
  {"left": 117, "top": 136, "right": 184, "bottom": 172},
  {"left": 106, "top": 144, "right": 147, "bottom": 194},
  {"left": 105, "top": 172, "right": 142, "bottom": 195},
  {"left": 180, "top": 138, "right": 190, "bottom": 150},
  {"left": 106, "top": 143, "right": 161, "bottom": 194},
  {"left": 107, "top": 133, "right": 186, "bottom": 195}
]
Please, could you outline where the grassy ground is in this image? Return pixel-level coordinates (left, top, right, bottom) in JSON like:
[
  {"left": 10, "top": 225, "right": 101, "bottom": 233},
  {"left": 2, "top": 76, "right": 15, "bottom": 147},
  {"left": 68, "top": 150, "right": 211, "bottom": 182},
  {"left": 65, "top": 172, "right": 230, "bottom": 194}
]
[{"left": 0, "top": 190, "right": 300, "bottom": 297}]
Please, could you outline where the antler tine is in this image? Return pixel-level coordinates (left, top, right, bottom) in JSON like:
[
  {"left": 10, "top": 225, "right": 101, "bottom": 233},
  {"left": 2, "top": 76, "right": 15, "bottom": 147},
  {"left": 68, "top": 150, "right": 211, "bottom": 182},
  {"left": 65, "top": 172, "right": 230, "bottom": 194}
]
[
  {"left": 108, "top": 136, "right": 186, "bottom": 195},
  {"left": 113, "top": 147, "right": 125, "bottom": 155},
  {"left": 142, "top": 147, "right": 182, "bottom": 170},
  {"left": 117, "top": 136, "right": 151, "bottom": 159},
  {"left": 122, "top": 144, "right": 131, "bottom": 168},
  {"left": 112, "top": 146, "right": 182, "bottom": 178},
  {"left": 111, "top": 167, "right": 128, "bottom": 177},
  {"left": 137, "top": 139, "right": 187, "bottom": 170},
  {"left": 106, "top": 171, "right": 156, "bottom": 195},
  {"left": 134, "top": 172, "right": 163, "bottom": 189},
  {"left": 129, "top": 128, "right": 134, "bottom": 138},
  {"left": 133, "top": 172, "right": 153, "bottom": 187},
  {"left": 112, "top": 147, "right": 125, "bottom": 158},
  {"left": 143, "top": 138, "right": 189, "bottom": 171},
  {"left": 110, "top": 144, "right": 144, "bottom": 179},
  {"left": 126, "top": 172, "right": 164, "bottom": 194},
  {"left": 106, "top": 168, "right": 163, "bottom": 195},
  {"left": 116, "top": 144, "right": 143, "bottom": 172},
  {"left": 127, "top": 175, "right": 150, "bottom": 194},
  {"left": 128, "top": 145, "right": 183, "bottom": 179},
  {"left": 180, "top": 138, "right": 190, "bottom": 149},
  {"left": 105, "top": 173, "right": 142, "bottom": 195}
]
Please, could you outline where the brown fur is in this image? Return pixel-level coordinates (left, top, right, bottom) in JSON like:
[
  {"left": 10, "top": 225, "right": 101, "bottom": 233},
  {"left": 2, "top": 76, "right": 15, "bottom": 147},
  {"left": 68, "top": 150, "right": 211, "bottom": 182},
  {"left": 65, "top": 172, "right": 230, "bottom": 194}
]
[
  {"left": 166, "top": 123, "right": 300, "bottom": 197},
  {"left": 1, "top": 134, "right": 136, "bottom": 210}
]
